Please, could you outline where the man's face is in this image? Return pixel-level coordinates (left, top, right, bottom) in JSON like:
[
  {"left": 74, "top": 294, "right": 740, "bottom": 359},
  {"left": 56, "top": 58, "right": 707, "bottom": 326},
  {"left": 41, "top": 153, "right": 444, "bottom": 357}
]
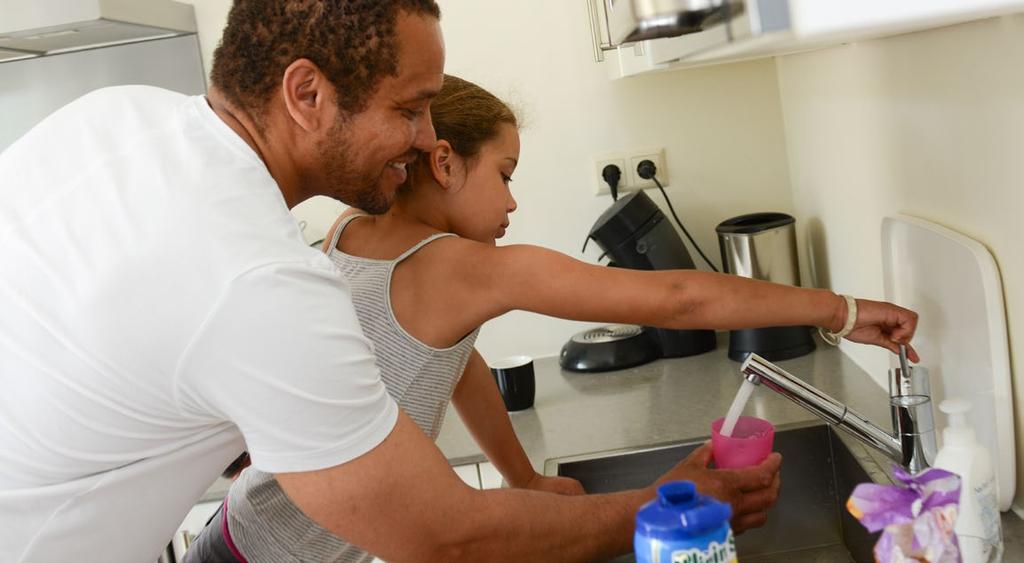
[{"left": 317, "top": 12, "right": 445, "bottom": 214}]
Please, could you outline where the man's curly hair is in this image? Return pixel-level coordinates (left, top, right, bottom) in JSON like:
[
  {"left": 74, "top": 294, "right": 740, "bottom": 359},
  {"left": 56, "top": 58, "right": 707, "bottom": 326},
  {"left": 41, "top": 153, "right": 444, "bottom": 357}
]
[{"left": 210, "top": 0, "right": 440, "bottom": 121}]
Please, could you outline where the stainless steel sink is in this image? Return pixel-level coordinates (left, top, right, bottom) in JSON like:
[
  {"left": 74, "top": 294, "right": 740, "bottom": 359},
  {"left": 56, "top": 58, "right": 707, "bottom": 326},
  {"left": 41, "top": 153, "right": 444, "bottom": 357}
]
[{"left": 544, "top": 423, "right": 888, "bottom": 562}]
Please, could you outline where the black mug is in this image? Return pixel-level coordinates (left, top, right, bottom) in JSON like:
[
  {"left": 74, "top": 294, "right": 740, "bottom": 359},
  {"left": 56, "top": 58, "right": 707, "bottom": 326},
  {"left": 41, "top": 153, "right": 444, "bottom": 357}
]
[{"left": 490, "top": 356, "right": 535, "bottom": 411}]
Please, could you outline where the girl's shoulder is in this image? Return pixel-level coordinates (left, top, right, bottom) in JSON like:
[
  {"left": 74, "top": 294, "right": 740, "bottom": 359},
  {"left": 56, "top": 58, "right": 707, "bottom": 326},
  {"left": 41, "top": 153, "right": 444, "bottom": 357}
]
[
  {"left": 396, "top": 232, "right": 490, "bottom": 270},
  {"left": 324, "top": 210, "right": 500, "bottom": 268},
  {"left": 324, "top": 214, "right": 436, "bottom": 261}
]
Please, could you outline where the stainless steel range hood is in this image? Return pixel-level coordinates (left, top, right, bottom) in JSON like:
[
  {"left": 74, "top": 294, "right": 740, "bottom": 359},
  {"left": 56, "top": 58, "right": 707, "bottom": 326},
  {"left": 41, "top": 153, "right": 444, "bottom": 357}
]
[
  {"left": 0, "top": 0, "right": 197, "bottom": 62},
  {"left": 608, "top": 0, "right": 743, "bottom": 44}
]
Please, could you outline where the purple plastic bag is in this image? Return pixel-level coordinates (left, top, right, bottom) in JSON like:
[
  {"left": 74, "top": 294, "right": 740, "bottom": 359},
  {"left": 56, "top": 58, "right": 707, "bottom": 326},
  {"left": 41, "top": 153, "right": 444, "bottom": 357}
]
[{"left": 847, "top": 466, "right": 961, "bottom": 562}]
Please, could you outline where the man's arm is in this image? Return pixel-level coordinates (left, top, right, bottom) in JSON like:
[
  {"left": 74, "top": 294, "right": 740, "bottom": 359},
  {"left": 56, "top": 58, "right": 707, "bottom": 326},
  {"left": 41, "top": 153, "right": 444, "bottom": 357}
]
[{"left": 275, "top": 411, "right": 781, "bottom": 562}]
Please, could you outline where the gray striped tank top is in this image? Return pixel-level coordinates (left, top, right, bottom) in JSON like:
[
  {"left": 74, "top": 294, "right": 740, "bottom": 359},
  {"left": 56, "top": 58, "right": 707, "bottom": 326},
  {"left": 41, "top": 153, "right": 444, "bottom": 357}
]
[{"left": 225, "top": 214, "right": 479, "bottom": 562}]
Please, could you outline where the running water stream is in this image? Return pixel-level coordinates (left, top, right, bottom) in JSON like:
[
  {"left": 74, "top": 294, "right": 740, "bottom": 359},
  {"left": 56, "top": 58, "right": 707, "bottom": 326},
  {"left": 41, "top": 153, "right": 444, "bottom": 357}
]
[{"left": 719, "top": 379, "right": 757, "bottom": 437}]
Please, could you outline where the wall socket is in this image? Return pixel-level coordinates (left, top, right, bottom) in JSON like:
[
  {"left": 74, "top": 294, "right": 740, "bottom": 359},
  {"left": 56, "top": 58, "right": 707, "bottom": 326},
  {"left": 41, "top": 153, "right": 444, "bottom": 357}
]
[
  {"left": 594, "top": 156, "right": 627, "bottom": 196},
  {"left": 594, "top": 147, "right": 668, "bottom": 196}
]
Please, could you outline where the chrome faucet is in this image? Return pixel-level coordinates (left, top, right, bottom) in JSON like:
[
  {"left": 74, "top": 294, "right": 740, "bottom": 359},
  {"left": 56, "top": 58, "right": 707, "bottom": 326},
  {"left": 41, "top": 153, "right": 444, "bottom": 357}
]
[{"left": 740, "top": 353, "right": 936, "bottom": 474}]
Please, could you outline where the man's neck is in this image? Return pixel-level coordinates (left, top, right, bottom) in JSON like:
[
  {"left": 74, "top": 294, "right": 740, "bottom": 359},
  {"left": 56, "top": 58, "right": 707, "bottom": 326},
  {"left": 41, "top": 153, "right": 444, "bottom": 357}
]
[{"left": 204, "top": 88, "right": 306, "bottom": 208}]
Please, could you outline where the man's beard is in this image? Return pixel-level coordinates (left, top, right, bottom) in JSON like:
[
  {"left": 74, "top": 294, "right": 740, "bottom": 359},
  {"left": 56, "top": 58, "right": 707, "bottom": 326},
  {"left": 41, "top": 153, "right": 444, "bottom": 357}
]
[{"left": 317, "top": 118, "right": 393, "bottom": 215}]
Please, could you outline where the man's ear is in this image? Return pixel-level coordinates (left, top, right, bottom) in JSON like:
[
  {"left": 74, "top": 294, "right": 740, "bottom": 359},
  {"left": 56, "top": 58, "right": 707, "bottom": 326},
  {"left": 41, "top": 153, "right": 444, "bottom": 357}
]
[
  {"left": 428, "top": 140, "right": 458, "bottom": 189},
  {"left": 280, "top": 58, "right": 333, "bottom": 132}
]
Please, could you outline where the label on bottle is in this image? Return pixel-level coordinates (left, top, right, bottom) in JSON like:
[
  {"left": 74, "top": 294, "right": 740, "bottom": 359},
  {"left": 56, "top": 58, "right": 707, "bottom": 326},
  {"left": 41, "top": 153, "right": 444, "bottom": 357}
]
[
  {"left": 957, "top": 474, "right": 1001, "bottom": 562},
  {"left": 669, "top": 530, "right": 737, "bottom": 563},
  {"left": 976, "top": 476, "right": 1000, "bottom": 554}
]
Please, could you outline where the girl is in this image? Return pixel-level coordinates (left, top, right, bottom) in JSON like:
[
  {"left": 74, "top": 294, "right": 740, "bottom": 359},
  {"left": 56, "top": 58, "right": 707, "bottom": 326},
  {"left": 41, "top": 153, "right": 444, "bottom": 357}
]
[{"left": 188, "top": 75, "right": 917, "bottom": 563}]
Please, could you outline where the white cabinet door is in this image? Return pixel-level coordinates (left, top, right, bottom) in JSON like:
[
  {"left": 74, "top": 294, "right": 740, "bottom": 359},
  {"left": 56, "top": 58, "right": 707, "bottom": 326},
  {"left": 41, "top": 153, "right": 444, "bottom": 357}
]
[
  {"left": 594, "top": 0, "right": 1024, "bottom": 77},
  {"left": 166, "top": 500, "right": 221, "bottom": 562},
  {"left": 604, "top": 43, "right": 670, "bottom": 79},
  {"left": 586, "top": 0, "right": 669, "bottom": 79},
  {"left": 453, "top": 464, "right": 481, "bottom": 489},
  {"left": 478, "top": 462, "right": 505, "bottom": 490},
  {"left": 787, "top": 0, "right": 1024, "bottom": 38},
  {"left": 178, "top": 501, "right": 221, "bottom": 536}
]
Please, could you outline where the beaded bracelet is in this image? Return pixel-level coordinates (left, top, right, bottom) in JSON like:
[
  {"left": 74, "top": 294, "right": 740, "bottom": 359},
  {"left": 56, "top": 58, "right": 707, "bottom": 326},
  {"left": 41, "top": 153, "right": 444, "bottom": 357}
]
[{"left": 818, "top": 294, "right": 857, "bottom": 345}]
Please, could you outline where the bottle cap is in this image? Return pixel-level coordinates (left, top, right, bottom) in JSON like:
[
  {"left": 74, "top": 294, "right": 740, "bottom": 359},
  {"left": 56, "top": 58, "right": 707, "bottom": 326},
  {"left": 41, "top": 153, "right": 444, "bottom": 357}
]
[{"left": 635, "top": 481, "right": 732, "bottom": 540}]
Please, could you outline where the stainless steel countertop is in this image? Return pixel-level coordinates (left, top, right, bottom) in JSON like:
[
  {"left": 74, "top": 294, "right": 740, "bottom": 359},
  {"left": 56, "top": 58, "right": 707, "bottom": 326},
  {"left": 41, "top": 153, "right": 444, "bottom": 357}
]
[{"left": 437, "top": 339, "right": 892, "bottom": 469}]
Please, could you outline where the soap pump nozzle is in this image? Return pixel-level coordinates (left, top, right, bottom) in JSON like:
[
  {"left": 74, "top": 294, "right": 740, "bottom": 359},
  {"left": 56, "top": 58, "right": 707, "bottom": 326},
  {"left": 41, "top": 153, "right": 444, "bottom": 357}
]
[{"left": 939, "top": 398, "right": 977, "bottom": 447}]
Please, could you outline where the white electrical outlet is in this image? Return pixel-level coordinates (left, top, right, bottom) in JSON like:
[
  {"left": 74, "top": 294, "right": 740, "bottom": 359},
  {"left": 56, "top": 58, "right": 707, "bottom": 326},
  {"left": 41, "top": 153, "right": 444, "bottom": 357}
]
[
  {"left": 594, "top": 148, "right": 667, "bottom": 196},
  {"left": 627, "top": 147, "right": 667, "bottom": 190},
  {"left": 594, "top": 155, "right": 627, "bottom": 196}
]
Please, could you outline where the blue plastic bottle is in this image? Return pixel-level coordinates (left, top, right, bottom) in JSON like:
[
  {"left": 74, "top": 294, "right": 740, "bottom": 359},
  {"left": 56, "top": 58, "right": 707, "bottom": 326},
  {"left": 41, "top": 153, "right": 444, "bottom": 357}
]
[{"left": 634, "top": 481, "right": 737, "bottom": 563}]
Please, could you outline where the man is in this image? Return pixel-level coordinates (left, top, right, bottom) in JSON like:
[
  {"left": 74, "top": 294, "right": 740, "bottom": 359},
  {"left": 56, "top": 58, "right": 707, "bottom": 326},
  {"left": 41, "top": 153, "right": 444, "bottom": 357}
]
[{"left": 0, "top": 2, "right": 780, "bottom": 562}]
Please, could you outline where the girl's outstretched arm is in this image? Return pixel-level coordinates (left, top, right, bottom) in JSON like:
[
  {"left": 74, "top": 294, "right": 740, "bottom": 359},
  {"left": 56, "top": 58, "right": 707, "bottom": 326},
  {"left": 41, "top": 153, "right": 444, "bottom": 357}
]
[{"left": 451, "top": 242, "right": 919, "bottom": 360}]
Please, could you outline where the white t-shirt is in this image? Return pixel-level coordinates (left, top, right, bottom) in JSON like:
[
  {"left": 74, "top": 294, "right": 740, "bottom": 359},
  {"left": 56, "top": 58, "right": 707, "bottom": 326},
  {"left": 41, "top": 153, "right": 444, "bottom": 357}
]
[{"left": 0, "top": 86, "right": 399, "bottom": 563}]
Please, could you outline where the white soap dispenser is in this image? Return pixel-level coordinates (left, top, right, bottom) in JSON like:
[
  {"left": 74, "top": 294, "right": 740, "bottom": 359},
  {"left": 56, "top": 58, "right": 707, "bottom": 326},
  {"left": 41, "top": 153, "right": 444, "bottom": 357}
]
[{"left": 933, "top": 398, "right": 1002, "bottom": 562}]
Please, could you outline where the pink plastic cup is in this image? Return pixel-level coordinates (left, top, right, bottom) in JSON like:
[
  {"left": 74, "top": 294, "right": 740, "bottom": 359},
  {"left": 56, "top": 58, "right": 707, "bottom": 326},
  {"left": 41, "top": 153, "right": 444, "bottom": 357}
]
[{"left": 711, "top": 416, "right": 775, "bottom": 469}]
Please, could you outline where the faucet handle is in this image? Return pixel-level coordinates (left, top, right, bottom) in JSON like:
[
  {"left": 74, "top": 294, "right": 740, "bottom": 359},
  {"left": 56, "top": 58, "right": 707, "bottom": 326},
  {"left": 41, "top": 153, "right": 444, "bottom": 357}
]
[{"left": 888, "top": 364, "right": 931, "bottom": 398}]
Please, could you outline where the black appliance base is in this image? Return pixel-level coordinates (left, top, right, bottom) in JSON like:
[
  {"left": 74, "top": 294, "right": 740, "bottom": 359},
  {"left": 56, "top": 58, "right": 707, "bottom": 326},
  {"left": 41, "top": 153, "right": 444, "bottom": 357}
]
[
  {"left": 559, "top": 326, "right": 662, "bottom": 373},
  {"left": 649, "top": 327, "right": 717, "bottom": 358},
  {"left": 727, "top": 326, "right": 816, "bottom": 362}
]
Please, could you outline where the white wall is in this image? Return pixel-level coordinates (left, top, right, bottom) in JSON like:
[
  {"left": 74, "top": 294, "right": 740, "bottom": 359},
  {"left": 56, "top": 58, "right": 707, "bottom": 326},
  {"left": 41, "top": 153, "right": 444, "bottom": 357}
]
[
  {"left": 0, "top": 34, "right": 206, "bottom": 152},
  {"left": 177, "top": 0, "right": 227, "bottom": 79},
  {"left": 437, "top": 1, "right": 795, "bottom": 361},
  {"left": 181, "top": 0, "right": 795, "bottom": 362},
  {"left": 775, "top": 14, "right": 1024, "bottom": 501}
]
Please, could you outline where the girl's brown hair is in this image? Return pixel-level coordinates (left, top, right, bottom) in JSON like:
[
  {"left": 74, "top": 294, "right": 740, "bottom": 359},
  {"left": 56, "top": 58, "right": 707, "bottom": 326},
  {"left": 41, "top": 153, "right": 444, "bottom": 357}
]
[{"left": 405, "top": 74, "right": 517, "bottom": 189}]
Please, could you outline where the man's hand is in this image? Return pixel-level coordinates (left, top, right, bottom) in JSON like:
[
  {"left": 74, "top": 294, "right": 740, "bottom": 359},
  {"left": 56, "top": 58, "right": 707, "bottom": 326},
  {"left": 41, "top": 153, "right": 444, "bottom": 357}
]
[
  {"left": 653, "top": 442, "right": 782, "bottom": 533},
  {"left": 521, "top": 472, "right": 586, "bottom": 496}
]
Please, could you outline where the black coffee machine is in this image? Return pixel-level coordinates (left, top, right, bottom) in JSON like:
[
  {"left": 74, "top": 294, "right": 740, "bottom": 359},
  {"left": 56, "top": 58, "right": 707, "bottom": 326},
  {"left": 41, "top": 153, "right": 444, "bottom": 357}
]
[{"left": 559, "top": 191, "right": 716, "bottom": 372}]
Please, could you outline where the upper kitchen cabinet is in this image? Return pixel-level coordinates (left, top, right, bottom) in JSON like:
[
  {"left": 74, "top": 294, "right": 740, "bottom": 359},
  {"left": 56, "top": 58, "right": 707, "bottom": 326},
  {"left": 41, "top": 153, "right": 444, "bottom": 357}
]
[
  {"left": 588, "top": 0, "right": 1024, "bottom": 78},
  {"left": 0, "top": 0, "right": 196, "bottom": 61},
  {"left": 587, "top": 0, "right": 669, "bottom": 78}
]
